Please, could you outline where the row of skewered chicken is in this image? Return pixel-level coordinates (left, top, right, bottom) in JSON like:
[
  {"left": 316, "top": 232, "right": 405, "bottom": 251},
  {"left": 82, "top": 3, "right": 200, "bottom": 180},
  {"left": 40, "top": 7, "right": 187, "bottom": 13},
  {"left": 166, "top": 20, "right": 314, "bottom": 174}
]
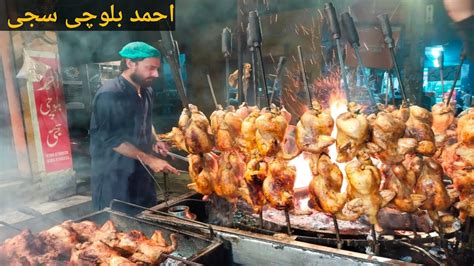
[
  {"left": 160, "top": 99, "right": 473, "bottom": 230},
  {"left": 0, "top": 220, "right": 177, "bottom": 265}
]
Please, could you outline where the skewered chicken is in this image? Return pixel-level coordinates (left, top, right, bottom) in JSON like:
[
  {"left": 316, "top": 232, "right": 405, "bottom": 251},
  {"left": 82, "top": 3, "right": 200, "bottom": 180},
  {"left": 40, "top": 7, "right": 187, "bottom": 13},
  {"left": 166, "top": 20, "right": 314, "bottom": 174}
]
[
  {"left": 214, "top": 150, "right": 246, "bottom": 203},
  {"left": 235, "top": 102, "right": 259, "bottom": 120},
  {"left": 345, "top": 152, "right": 395, "bottom": 225},
  {"left": 405, "top": 105, "right": 436, "bottom": 156},
  {"left": 263, "top": 157, "right": 296, "bottom": 210},
  {"left": 391, "top": 104, "right": 410, "bottom": 122},
  {"left": 238, "top": 108, "right": 260, "bottom": 156},
  {"left": 432, "top": 102, "right": 456, "bottom": 137},
  {"left": 158, "top": 127, "right": 188, "bottom": 152},
  {"left": 255, "top": 104, "right": 289, "bottom": 157},
  {"left": 240, "top": 154, "right": 268, "bottom": 213},
  {"left": 187, "top": 153, "right": 217, "bottom": 196},
  {"left": 210, "top": 105, "right": 243, "bottom": 151},
  {"left": 336, "top": 102, "right": 370, "bottom": 163},
  {"left": 367, "top": 110, "right": 415, "bottom": 164},
  {"left": 441, "top": 112, "right": 474, "bottom": 220},
  {"left": 415, "top": 158, "right": 458, "bottom": 223},
  {"left": 180, "top": 104, "right": 214, "bottom": 154},
  {"left": 308, "top": 153, "right": 358, "bottom": 219},
  {"left": 382, "top": 163, "right": 426, "bottom": 213},
  {"left": 295, "top": 101, "right": 335, "bottom": 154}
]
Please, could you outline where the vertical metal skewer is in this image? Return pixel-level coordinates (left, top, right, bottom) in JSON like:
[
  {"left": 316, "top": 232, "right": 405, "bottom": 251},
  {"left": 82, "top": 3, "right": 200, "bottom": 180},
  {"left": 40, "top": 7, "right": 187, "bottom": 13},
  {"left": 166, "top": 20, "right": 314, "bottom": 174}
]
[
  {"left": 160, "top": 31, "right": 189, "bottom": 108},
  {"left": 385, "top": 72, "right": 390, "bottom": 106},
  {"left": 222, "top": 27, "right": 232, "bottom": 106},
  {"left": 370, "top": 224, "right": 379, "bottom": 255},
  {"left": 259, "top": 209, "right": 264, "bottom": 229},
  {"left": 325, "top": 2, "right": 351, "bottom": 103},
  {"left": 389, "top": 71, "right": 396, "bottom": 105},
  {"left": 248, "top": 10, "right": 270, "bottom": 108},
  {"left": 446, "top": 51, "right": 466, "bottom": 106},
  {"left": 377, "top": 14, "right": 408, "bottom": 106},
  {"left": 439, "top": 50, "right": 445, "bottom": 95},
  {"left": 333, "top": 216, "right": 342, "bottom": 249},
  {"left": 297, "top": 45, "right": 313, "bottom": 107},
  {"left": 285, "top": 209, "right": 292, "bottom": 236},
  {"left": 269, "top": 56, "right": 286, "bottom": 105},
  {"left": 207, "top": 74, "right": 219, "bottom": 109},
  {"left": 341, "top": 12, "right": 376, "bottom": 109}
]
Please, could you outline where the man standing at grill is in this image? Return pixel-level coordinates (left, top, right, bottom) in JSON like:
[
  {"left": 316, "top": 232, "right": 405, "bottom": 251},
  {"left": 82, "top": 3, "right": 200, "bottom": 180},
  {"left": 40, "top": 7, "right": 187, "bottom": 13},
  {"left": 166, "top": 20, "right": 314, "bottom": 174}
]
[{"left": 90, "top": 41, "right": 179, "bottom": 210}]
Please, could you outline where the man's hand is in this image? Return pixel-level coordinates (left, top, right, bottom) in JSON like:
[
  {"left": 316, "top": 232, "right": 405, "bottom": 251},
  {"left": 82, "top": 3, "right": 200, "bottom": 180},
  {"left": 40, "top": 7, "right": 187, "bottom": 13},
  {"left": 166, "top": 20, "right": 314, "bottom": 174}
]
[
  {"left": 153, "top": 140, "right": 169, "bottom": 157},
  {"left": 444, "top": 0, "right": 473, "bottom": 22},
  {"left": 144, "top": 156, "right": 179, "bottom": 175}
]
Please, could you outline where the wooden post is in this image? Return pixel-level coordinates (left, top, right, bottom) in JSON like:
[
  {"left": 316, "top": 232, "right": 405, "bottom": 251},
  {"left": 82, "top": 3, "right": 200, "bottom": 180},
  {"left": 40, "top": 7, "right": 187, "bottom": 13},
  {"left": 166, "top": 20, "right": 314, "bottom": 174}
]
[{"left": 0, "top": 31, "right": 31, "bottom": 178}]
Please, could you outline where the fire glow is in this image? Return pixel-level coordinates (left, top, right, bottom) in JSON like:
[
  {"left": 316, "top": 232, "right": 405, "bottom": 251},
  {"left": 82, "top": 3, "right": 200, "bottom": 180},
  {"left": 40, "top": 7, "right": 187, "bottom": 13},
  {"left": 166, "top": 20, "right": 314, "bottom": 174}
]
[{"left": 290, "top": 88, "right": 349, "bottom": 212}]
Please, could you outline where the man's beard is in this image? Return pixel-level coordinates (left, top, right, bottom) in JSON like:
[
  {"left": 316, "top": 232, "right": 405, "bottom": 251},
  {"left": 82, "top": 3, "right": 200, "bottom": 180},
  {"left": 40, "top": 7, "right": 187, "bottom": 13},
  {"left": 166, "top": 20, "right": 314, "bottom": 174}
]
[{"left": 130, "top": 71, "right": 155, "bottom": 87}]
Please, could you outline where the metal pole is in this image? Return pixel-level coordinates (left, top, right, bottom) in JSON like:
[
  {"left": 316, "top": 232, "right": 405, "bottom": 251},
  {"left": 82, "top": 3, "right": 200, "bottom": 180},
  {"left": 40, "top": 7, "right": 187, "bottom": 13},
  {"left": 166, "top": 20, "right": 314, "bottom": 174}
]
[
  {"left": 207, "top": 74, "right": 219, "bottom": 109},
  {"left": 446, "top": 53, "right": 466, "bottom": 106},
  {"left": 297, "top": 45, "right": 312, "bottom": 107},
  {"left": 285, "top": 209, "right": 292, "bottom": 236},
  {"left": 333, "top": 216, "right": 342, "bottom": 249},
  {"left": 269, "top": 56, "right": 286, "bottom": 104},
  {"left": 325, "top": 3, "right": 351, "bottom": 102},
  {"left": 377, "top": 14, "right": 408, "bottom": 106},
  {"left": 341, "top": 12, "right": 376, "bottom": 107},
  {"left": 256, "top": 47, "right": 270, "bottom": 107}
]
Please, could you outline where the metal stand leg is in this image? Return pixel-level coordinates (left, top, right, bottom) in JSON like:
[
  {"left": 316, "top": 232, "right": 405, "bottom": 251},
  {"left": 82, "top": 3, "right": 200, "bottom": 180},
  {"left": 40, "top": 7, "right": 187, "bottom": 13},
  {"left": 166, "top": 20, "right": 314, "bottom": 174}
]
[
  {"left": 371, "top": 225, "right": 379, "bottom": 255},
  {"left": 333, "top": 216, "right": 342, "bottom": 249},
  {"left": 285, "top": 209, "right": 292, "bottom": 236}
]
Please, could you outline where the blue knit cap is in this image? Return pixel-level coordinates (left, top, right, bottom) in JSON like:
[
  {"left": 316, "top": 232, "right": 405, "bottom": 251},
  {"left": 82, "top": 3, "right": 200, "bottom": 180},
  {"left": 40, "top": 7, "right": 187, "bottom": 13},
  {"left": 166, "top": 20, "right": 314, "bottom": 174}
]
[{"left": 119, "top": 41, "right": 161, "bottom": 59}]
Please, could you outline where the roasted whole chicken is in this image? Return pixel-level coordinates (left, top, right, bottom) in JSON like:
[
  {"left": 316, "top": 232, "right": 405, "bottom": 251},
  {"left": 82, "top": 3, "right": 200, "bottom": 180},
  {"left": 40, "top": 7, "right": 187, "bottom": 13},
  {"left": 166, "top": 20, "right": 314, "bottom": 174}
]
[
  {"left": 381, "top": 163, "right": 426, "bottom": 213},
  {"left": 367, "top": 110, "right": 417, "bottom": 164},
  {"left": 238, "top": 108, "right": 260, "bottom": 156},
  {"left": 240, "top": 154, "right": 268, "bottom": 213},
  {"left": 158, "top": 127, "right": 188, "bottom": 152},
  {"left": 214, "top": 150, "right": 246, "bottom": 203},
  {"left": 70, "top": 240, "right": 135, "bottom": 265},
  {"left": 335, "top": 103, "right": 370, "bottom": 163},
  {"left": 405, "top": 105, "right": 436, "bottom": 156},
  {"left": 345, "top": 152, "right": 395, "bottom": 225},
  {"left": 0, "top": 229, "right": 56, "bottom": 265},
  {"left": 255, "top": 105, "right": 289, "bottom": 157},
  {"left": 179, "top": 104, "right": 214, "bottom": 154},
  {"left": 441, "top": 112, "right": 474, "bottom": 220},
  {"left": 432, "top": 102, "right": 455, "bottom": 137},
  {"left": 263, "top": 157, "right": 296, "bottom": 210},
  {"left": 308, "top": 154, "right": 355, "bottom": 219},
  {"left": 415, "top": 158, "right": 458, "bottom": 222},
  {"left": 210, "top": 105, "right": 243, "bottom": 151},
  {"left": 187, "top": 153, "right": 218, "bottom": 196},
  {"left": 295, "top": 101, "right": 335, "bottom": 154}
]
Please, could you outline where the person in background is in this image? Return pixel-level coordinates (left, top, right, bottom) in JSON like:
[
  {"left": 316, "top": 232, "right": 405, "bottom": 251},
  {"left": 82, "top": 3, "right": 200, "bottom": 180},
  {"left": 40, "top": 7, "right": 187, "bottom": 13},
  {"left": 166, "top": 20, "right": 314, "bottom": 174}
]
[
  {"left": 443, "top": 0, "right": 474, "bottom": 61},
  {"left": 89, "top": 42, "right": 179, "bottom": 210}
]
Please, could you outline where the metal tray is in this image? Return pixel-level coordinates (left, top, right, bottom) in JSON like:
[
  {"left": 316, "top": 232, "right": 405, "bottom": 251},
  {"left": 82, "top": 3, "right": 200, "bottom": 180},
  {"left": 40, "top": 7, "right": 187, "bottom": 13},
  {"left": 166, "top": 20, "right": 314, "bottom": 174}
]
[{"left": 76, "top": 207, "right": 228, "bottom": 265}]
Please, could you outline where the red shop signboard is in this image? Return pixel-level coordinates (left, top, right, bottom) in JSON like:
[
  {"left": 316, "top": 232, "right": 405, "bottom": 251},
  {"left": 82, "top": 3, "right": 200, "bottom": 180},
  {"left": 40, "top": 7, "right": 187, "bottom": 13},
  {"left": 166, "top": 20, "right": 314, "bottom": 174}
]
[{"left": 28, "top": 53, "right": 73, "bottom": 172}]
